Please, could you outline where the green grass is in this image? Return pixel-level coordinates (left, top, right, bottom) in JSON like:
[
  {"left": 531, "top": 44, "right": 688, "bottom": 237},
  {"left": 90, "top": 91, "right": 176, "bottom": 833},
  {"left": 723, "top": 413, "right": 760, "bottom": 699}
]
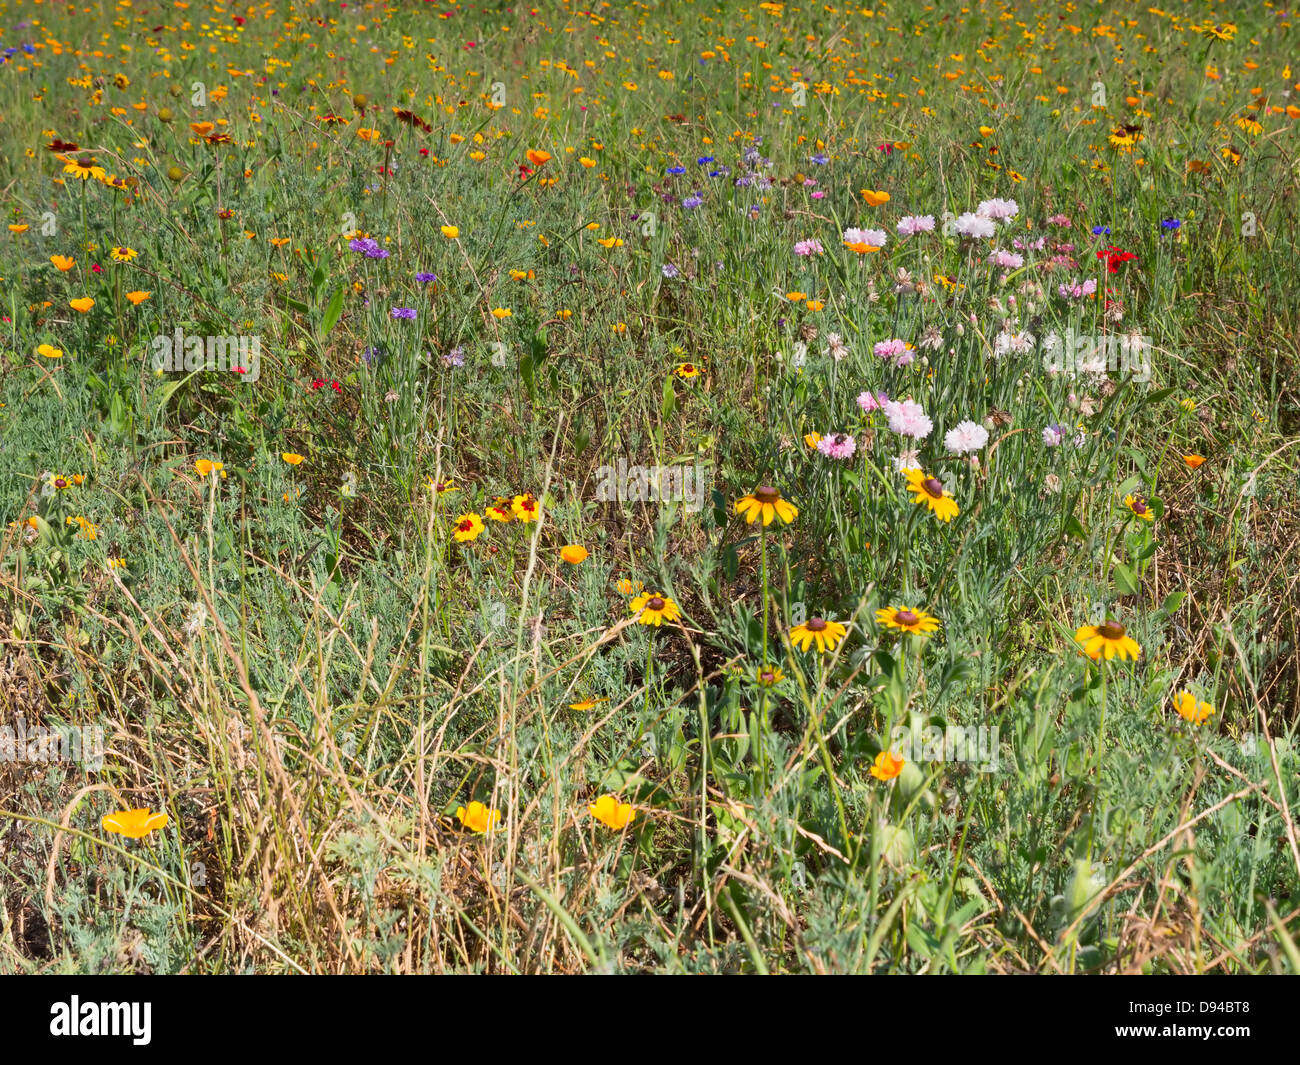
[{"left": 0, "top": 0, "right": 1298, "bottom": 974}]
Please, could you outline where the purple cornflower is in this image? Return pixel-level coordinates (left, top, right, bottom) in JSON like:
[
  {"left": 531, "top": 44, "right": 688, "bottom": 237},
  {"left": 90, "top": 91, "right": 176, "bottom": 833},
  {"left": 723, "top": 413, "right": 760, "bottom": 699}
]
[
  {"left": 391, "top": 307, "right": 417, "bottom": 320},
  {"left": 416, "top": 272, "right": 437, "bottom": 283}
]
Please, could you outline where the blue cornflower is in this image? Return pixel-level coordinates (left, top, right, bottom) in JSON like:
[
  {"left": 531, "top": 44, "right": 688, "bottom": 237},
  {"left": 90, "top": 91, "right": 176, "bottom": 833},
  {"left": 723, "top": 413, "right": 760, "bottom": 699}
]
[
  {"left": 1091, "top": 225, "right": 1111, "bottom": 236},
  {"left": 662, "top": 263, "right": 680, "bottom": 278},
  {"left": 682, "top": 194, "right": 704, "bottom": 209},
  {"left": 667, "top": 165, "right": 686, "bottom": 175},
  {"left": 1160, "top": 218, "right": 1181, "bottom": 232},
  {"left": 809, "top": 153, "right": 829, "bottom": 165},
  {"left": 697, "top": 156, "right": 715, "bottom": 165},
  {"left": 391, "top": 307, "right": 417, "bottom": 320}
]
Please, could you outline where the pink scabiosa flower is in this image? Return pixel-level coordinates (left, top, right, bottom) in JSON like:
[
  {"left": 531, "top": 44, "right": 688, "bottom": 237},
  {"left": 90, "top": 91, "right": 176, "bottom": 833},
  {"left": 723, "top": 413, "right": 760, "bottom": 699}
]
[
  {"left": 857, "top": 390, "right": 889, "bottom": 413},
  {"left": 988, "top": 248, "right": 1024, "bottom": 269},
  {"left": 896, "top": 214, "right": 935, "bottom": 238},
  {"left": 816, "top": 432, "right": 858, "bottom": 461},
  {"left": 977, "top": 198, "right": 1020, "bottom": 222},
  {"left": 954, "top": 212, "right": 996, "bottom": 239},
  {"left": 794, "top": 238, "right": 824, "bottom": 256},
  {"left": 884, "top": 399, "right": 933, "bottom": 439},
  {"left": 1047, "top": 214, "right": 1072, "bottom": 227},
  {"left": 944, "top": 420, "right": 989, "bottom": 455}
]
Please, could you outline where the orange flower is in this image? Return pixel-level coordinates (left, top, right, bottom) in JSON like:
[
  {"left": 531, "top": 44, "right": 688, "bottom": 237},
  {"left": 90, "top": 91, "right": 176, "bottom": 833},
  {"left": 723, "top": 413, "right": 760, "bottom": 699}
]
[
  {"left": 281, "top": 452, "right": 305, "bottom": 465},
  {"left": 860, "top": 189, "right": 891, "bottom": 206},
  {"left": 525, "top": 148, "right": 552, "bottom": 166},
  {"left": 50, "top": 254, "right": 75, "bottom": 271},
  {"left": 125, "top": 290, "right": 151, "bottom": 305},
  {"left": 588, "top": 794, "right": 635, "bottom": 830},
  {"left": 69, "top": 297, "right": 95, "bottom": 313},
  {"left": 102, "top": 808, "right": 169, "bottom": 838},
  {"left": 870, "top": 750, "right": 905, "bottom": 781},
  {"left": 1183, "top": 454, "right": 1206, "bottom": 469},
  {"left": 560, "top": 544, "right": 588, "bottom": 564}
]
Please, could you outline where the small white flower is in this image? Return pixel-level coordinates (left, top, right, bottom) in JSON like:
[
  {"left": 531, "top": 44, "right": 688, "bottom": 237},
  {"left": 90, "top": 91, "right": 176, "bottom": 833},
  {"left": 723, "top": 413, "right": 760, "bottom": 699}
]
[{"left": 944, "top": 420, "right": 990, "bottom": 455}]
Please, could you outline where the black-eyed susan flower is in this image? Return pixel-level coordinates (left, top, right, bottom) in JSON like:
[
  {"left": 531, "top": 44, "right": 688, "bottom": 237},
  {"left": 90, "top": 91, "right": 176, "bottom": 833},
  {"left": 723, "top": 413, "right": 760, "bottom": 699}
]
[
  {"left": 756, "top": 665, "right": 784, "bottom": 686},
  {"left": 735, "top": 485, "right": 798, "bottom": 526},
  {"left": 905, "top": 468, "right": 959, "bottom": 522},
  {"left": 1173, "top": 690, "right": 1215, "bottom": 726},
  {"left": 62, "top": 154, "right": 106, "bottom": 181},
  {"left": 631, "top": 591, "right": 681, "bottom": 626},
  {"left": 870, "top": 750, "right": 905, "bottom": 780},
  {"left": 674, "top": 362, "right": 703, "bottom": 379},
  {"left": 102, "top": 808, "right": 169, "bottom": 838},
  {"left": 789, "top": 616, "right": 847, "bottom": 653},
  {"left": 455, "top": 801, "right": 501, "bottom": 833},
  {"left": 1074, "top": 620, "right": 1142, "bottom": 662},
  {"left": 453, "top": 512, "right": 485, "bottom": 542},
  {"left": 109, "top": 246, "right": 137, "bottom": 263},
  {"left": 875, "top": 606, "right": 941, "bottom": 636},
  {"left": 588, "top": 794, "right": 635, "bottom": 829},
  {"left": 1123, "top": 494, "right": 1154, "bottom": 522}
]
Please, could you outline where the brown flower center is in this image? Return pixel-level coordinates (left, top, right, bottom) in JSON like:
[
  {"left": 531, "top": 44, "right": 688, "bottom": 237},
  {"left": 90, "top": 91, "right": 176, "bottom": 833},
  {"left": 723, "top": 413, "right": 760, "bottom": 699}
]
[
  {"left": 1098, "top": 622, "right": 1126, "bottom": 640},
  {"left": 647, "top": 596, "right": 666, "bottom": 611},
  {"left": 759, "top": 669, "right": 777, "bottom": 683},
  {"left": 807, "top": 617, "right": 827, "bottom": 631},
  {"left": 922, "top": 478, "right": 945, "bottom": 499},
  {"left": 754, "top": 485, "right": 780, "bottom": 504},
  {"left": 894, "top": 610, "right": 919, "bottom": 626},
  {"left": 1131, "top": 498, "right": 1147, "bottom": 514}
]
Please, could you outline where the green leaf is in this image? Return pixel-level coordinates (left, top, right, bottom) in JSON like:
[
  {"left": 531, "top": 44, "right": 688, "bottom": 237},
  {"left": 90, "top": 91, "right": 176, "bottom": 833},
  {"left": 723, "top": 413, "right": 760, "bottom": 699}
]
[
  {"left": 661, "top": 373, "right": 676, "bottom": 419},
  {"left": 320, "top": 287, "right": 345, "bottom": 337},
  {"left": 1114, "top": 562, "right": 1140, "bottom": 597}
]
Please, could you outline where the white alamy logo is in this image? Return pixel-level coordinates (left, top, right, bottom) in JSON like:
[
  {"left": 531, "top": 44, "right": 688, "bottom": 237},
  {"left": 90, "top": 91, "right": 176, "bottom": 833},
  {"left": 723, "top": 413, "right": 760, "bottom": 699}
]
[
  {"left": 151, "top": 328, "right": 261, "bottom": 382},
  {"left": 49, "top": 997, "right": 151, "bottom": 1045},
  {"left": 594, "top": 458, "right": 709, "bottom": 513}
]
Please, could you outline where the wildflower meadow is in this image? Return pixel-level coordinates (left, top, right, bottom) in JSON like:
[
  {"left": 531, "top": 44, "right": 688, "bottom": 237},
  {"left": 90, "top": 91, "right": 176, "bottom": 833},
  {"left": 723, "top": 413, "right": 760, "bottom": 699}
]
[{"left": 1, "top": 0, "right": 1299, "bottom": 986}]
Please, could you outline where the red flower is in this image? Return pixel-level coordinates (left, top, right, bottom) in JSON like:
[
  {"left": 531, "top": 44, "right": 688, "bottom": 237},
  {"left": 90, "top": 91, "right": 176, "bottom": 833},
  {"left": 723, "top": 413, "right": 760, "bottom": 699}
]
[{"left": 1096, "top": 245, "right": 1137, "bottom": 273}]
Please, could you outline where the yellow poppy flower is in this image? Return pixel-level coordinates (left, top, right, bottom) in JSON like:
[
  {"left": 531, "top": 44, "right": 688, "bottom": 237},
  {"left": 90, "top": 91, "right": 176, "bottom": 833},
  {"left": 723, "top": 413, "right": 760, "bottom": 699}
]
[
  {"left": 102, "top": 808, "right": 169, "bottom": 838},
  {"left": 588, "top": 794, "right": 635, "bottom": 830},
  {"left": 1173, "top": 690, "right": 1215, "bottom": 726},
  {"left": 50, "top": 254, "right": 75, "bottom": 271},
  {"left": 69, "top": 297, "right": 95, "bottom": 313},
  {"left": 455, "top": 801, "right": 501, "bottom": 833},
  {"left": 870, "top": 750, "right": 905, "bottom": 780},
  {"left": 281, "top": 452, "right": 305, "bottom": 465},
  {"left": 860, "top": 189, "right": 890, "bottom": 206},
  {"left": 37, "top": 344, "right": 63, "bottom": 359},
  {"left": 195, "top": 459, "right": 226, "bottom": 478},
  {"left": 125, "top": 290, "right": 151, "bottom": 305},
  {"left": 440, "top": 225, "right": 459, "bottom": 238},
  {"left": 560, "top": 544, "right": 588, "bottom": 564}
]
